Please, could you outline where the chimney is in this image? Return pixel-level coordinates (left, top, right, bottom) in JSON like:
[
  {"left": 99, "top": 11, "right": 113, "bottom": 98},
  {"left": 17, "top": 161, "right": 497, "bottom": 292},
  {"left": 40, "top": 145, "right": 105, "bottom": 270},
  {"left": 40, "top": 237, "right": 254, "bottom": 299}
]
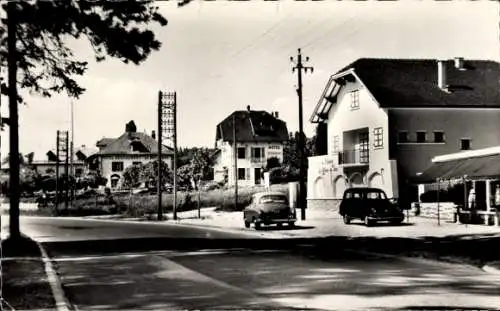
[
  {"left": 454, "top": 57, "right": 465, "bottom": 70},
  {"left": 246, "top": 105, "right": 251, "bottom": 112},
  {"left": 151, "top": 130, "right": 156, "bottom": 140},
  {"left": 274, "top": 111, "right": 279, "bottom": 119},
  {"left": 437, "top": 60, "right": 447, "bottom": 90}
]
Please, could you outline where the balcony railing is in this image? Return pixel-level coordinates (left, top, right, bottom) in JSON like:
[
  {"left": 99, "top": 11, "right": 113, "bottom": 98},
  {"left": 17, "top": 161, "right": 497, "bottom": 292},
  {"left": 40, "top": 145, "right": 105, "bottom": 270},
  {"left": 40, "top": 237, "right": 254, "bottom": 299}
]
[
  {"left": 250, "top": 157, "right": 266, "bottom": 164},
  {"left": 338, "top": 148, "right": 369, "bottom": 165}
]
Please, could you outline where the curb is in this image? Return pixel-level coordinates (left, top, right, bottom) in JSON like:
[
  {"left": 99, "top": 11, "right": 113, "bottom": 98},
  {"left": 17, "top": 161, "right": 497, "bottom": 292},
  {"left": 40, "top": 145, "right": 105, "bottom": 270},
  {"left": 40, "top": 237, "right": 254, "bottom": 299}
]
[
  {"left": 482, "top": 265, "right": 500, "bottom": 275},
  {"left": 35, "top": 241, "right": 72, "bottom": 311}
]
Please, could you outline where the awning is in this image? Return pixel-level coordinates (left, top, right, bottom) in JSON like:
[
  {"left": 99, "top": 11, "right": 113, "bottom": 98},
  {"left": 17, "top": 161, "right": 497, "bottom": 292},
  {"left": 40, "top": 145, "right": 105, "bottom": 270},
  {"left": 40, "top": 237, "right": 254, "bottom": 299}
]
[{"left": 411, "top": 153, "right": 500, "bottom": 184}]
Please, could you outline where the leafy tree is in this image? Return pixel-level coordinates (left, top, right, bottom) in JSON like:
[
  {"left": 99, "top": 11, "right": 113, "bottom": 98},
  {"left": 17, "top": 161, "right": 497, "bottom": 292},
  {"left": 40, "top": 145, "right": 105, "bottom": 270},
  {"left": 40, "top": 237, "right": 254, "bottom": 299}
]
[
  {"left": 122, "top": 163, "right": 143, "bottom": 189},
  {"left": 139, "top": 160, "right": 172, "bottom": 189},
  {"left": 177, "top": 148, "right": 214, "bottom": 190},
  {"left": 1, "top": 1, "right": 168, "bottom": 101},
  {"left": 265, "top": 157, "right": 281, "bottom": 171}
]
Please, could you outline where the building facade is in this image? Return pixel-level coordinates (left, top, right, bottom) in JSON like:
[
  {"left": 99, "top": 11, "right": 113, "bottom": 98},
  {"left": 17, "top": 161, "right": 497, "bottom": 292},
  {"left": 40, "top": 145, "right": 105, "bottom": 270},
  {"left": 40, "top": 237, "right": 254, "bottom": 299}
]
[
  {"left": 307, "top": 58, "right": 500, "bottom": 207},
  {"left": 31, "top": 146, "right": 97, "bottom": 178},
  {"left": 88, "top": 121, "right": 174, "bottom": 189},
  {"left": 212, "top": 106, "right": 289, "bottom": 187}
]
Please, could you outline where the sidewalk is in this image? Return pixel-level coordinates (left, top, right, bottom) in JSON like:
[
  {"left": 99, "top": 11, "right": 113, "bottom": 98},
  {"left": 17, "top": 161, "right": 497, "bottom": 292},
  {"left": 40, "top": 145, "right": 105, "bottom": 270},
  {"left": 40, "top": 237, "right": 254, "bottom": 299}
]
[{"left": 172, "top": 206, "right": 500, "bottom": 239}]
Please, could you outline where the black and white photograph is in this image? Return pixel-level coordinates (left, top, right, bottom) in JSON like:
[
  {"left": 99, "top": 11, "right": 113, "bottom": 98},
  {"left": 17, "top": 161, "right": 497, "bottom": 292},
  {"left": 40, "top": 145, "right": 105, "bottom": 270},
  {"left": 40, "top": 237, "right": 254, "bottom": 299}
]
[{"left": 1, "top": 0, "right": 500, "bottom": 310}]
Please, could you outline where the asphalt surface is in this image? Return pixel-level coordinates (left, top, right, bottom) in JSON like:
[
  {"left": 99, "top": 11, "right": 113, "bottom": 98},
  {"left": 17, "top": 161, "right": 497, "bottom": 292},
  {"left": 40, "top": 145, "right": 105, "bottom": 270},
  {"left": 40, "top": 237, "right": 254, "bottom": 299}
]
[{"left": 2, "top": 216, "right": 500, "bottom": 311}]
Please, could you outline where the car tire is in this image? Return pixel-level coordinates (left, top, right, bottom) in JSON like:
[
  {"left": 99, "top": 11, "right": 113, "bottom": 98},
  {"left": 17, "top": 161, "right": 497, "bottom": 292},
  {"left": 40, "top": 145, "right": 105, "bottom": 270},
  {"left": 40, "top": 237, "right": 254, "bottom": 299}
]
[
  {"left": 255, "top": 222, "right": 262, "bottom": 230},
  {"left": 343, "top": 215, "right": 351, "bottom": 225},
  {"left": 288, "top": 222, "right": 295, "bottom": 228},
  {"left": 364, "top": 216, "right": 372, "bottom": 227},
  {"left": 244, "top": 221, "right": 250, "bottom": 228},
  {"left": 277, "top": 223, "right": 283, "bottom": 228}
]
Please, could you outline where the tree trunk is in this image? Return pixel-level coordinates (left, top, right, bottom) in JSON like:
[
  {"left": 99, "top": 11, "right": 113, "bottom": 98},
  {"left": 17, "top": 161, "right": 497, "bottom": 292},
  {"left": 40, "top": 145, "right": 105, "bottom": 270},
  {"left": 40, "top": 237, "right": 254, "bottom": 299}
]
[{"left": 7, "top": 2, "right": 21, "bottom": 239}]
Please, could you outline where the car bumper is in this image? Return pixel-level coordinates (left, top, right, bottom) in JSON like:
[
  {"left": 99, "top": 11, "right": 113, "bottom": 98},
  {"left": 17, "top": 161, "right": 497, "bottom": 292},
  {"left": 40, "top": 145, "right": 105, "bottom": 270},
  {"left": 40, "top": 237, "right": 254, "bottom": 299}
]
[
  {"left": 256, "top": 217, "right": 297, "bottom": 224},
  {"left": 367, "top": 215, "right": 404, "bottom": 221}
]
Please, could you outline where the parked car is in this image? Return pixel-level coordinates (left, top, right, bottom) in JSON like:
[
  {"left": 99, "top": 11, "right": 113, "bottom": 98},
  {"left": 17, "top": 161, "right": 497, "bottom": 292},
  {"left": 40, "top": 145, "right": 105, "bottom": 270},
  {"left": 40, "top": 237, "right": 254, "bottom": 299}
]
[
  {"left": 339, "top": 187, "right": 405, "bottom": 226},
  {"left": 243, "top": 192, "right": 296, "bottom": 230}
]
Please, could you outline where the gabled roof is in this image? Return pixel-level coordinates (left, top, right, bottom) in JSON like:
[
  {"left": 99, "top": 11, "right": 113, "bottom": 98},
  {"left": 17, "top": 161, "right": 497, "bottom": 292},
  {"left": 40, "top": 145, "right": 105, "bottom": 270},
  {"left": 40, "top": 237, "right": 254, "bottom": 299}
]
[
  {"left": 216, "top": 109, "right": 289, "bottom": 143},
  {"left": 95, "top": 132, "right": 173, "bottom": 156},
  {"left": 311, "top": 58, "right": 500, "bottom": 122}
]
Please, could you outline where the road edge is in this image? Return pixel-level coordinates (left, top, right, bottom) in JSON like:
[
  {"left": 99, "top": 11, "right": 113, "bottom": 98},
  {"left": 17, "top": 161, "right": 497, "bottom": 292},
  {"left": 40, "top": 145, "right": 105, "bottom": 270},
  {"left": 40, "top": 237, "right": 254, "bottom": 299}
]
[
  {"left": 36, "top": 241, "right": 72, "bottom": 311},
  {"left": 343, "top": 249, "right": 486, "bottom": 272}
]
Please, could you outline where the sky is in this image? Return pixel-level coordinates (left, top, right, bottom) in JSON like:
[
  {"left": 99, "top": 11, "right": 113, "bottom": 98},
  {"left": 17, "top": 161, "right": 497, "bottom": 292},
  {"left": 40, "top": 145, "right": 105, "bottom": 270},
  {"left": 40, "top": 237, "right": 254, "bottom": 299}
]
[{"left": 1, "top": 0, "right": 499, "bottom": 161}]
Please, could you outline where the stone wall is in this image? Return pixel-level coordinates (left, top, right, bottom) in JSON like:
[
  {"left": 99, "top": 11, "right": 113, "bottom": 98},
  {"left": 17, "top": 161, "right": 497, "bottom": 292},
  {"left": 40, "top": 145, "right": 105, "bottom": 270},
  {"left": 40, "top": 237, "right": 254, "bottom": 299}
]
[{"left": 411, "top": 202, "right": 458, "bottom": 222}]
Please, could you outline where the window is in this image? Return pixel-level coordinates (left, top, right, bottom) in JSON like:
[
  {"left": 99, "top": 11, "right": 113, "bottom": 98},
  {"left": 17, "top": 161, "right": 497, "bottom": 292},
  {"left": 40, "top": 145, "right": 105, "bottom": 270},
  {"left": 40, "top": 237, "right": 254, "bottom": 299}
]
[
  {"left": 237, "top": 147, "right": 246, "bottom": 159},
  {"left": 251, "top": 147, "right": 265, "bottom": 159},
  {"left": 333, "top": 135, "right": 340, "bottom": 153},
  {"left": 373, "top": 127, "right": 383, "bottom": 148},
  {"left": 132, "top": 161, "right": 142, "bottom": 166},
  {"left": 75, "top": 168, "right": 83, "bottom": 177},
  {"left": 350, "top": 90, "right": 360, "bottom": 109},
  {"left": 461, "top": 139, "right": 471, "bottom": 150},
  {"left": 398, "top": 131, "right": 409, "bottom": 143},
  {"left": 434, "top": 131, "right": 445, "bottom": 143},
  {"left": 416, "top": 131, "right": 427, "bottom": 143},
  {"left": 238, "top": 168, "right": 246, "bottom": 180},
  {"left": 111, "top": 161, "right": 124, "bottom": 172}
]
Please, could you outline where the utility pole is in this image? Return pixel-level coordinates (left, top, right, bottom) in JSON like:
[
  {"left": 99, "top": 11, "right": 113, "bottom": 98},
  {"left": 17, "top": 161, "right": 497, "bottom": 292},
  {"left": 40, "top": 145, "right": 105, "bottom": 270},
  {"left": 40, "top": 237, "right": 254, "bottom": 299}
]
[
  {"left": 158, "top": 91, "right": 177, "bottom": 220},
  {"left": 157, "top": 91, "right": 163, "bottom": 221},
  {"left": 233, "top": 114, "right": 238, "bottom": 209},
  {"left": 70, "top": 100, "right": 75, "bottom": 203},
  {"left": 55, "top": 131, "right": 60, "bottom": 213},
  {"left": 173, "top": 92, "right": 178, "bottom": 221},
  {"left": 291, "top": 48, "right": 313, "bottom": 221},
  {"left": 64, "top": 131, "right": 69, "bottom": 211},
  {"left": 7, "top": 1, "right": 20, "bottom": 239}
]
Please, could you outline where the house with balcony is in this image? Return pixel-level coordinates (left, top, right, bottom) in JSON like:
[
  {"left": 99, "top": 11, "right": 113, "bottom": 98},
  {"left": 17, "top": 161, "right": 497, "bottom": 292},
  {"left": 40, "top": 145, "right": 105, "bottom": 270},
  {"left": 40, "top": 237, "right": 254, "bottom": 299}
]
[
  {"left": 87, "top": 121, "right": 174, "bottom": 189},
  {"left": 307, "top": 57, "right": 500, "bottom": 209},
  {"left": 212, "top": 106, "right": 289, "bottom": 187}
]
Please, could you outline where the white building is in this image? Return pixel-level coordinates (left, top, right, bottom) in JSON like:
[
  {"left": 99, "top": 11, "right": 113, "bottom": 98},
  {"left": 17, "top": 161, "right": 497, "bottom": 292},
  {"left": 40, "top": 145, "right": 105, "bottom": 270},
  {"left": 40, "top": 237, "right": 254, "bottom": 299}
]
[
  {"left": 212, "top": 106, "right": 289, "bottom": 187},
  {"left": 87, "top": 121, "right": 174, "bottom": 189},
  {"left": 307, "top": 58, "right": 500, "bottom": 210}
]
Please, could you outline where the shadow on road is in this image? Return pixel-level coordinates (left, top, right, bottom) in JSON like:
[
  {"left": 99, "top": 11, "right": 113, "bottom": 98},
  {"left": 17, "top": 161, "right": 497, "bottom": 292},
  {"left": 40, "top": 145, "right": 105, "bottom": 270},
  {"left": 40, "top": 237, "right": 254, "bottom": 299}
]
[
  {"left": 41, "top": 232, "right": 500, "bottom": 268},
  {"left": 256, "top": 225, "right": 315, "bottom": 231},
  {"left": 349, "top": 222, "right": 415, "bottom": 227}
]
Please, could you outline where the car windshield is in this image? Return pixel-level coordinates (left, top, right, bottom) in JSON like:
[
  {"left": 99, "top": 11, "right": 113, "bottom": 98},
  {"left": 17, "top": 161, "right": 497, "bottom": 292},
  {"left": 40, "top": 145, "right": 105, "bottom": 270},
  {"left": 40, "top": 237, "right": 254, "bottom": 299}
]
[
  {"left": 345, "top": 190, "right": 387, "bottom": 199},
  {"left": 365, "top": 191, "right": 387, "bottom": 199},
  {"left": 259, "top": 195, "right": 288, "bottom": 204}
]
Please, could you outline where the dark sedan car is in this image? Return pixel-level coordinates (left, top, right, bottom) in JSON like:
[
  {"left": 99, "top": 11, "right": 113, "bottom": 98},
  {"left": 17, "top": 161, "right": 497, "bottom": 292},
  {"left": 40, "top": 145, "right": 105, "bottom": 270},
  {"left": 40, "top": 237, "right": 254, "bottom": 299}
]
[
  {"left": 339, "top": 187, "right": 405, "bottom": 226},
  {"left": 243, "top": 192, "right": 296, "bottom": 230}
]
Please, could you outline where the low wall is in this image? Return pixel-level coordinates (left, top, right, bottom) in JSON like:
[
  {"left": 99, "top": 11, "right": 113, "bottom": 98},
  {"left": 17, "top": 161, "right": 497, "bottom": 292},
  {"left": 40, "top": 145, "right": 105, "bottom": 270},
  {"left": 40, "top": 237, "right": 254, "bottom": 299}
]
[
  {"left": 411, "top": 202, "right": 458, "bottom": 222},
  {"left": 306, "top": 198, "right": 342, "bottom": 219}
]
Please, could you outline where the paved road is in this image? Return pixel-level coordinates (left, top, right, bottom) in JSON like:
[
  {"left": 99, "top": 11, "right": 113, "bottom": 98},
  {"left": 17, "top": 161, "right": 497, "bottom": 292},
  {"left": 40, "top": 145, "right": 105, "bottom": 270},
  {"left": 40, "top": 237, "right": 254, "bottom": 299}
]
[{"left": 3, "top": 216, "right": 500, "bottom": 310}]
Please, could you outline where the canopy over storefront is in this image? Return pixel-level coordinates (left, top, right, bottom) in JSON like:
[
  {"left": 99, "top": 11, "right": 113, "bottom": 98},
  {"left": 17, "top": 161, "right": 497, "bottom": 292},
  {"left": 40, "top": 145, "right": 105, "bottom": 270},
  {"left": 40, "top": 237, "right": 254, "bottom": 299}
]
[{"left": 411, "top": 147, "right": 500, "bottom": 184}]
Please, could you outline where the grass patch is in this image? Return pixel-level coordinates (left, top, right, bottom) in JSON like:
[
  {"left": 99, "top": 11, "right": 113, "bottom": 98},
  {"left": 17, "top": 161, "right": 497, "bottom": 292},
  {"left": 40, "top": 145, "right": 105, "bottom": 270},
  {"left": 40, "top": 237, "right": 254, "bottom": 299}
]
[
  {"left": 1, "top": 236, "right": 55, "bottom": 310},
  {"left": 116, "top": 184, "right": 288, "bottom": 217}
]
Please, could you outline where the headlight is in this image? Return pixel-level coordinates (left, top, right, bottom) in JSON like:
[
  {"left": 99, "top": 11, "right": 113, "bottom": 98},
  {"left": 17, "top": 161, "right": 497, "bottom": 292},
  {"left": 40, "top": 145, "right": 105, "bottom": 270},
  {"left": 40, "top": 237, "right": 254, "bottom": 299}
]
[{"left": 370, "top": 207, "right": 377, "bottom": 214}]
